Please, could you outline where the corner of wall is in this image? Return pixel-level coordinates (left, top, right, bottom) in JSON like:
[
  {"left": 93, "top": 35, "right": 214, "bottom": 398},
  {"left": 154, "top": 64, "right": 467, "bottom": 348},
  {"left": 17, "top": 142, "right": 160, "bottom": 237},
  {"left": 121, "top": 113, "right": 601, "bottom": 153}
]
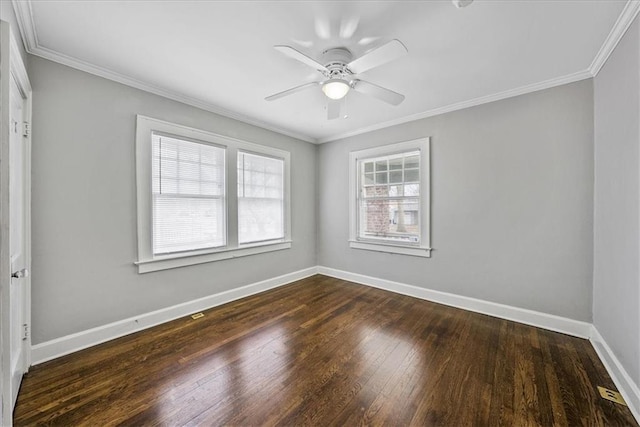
[
  {"left": 314, "top": 143, "right": 321, "bottom": 266},
  {"left": 591, "top": 11, "right": 640, "bottom": 422},
  {"left": 590, "top": 326, "right": 640, "bottom": 422}
]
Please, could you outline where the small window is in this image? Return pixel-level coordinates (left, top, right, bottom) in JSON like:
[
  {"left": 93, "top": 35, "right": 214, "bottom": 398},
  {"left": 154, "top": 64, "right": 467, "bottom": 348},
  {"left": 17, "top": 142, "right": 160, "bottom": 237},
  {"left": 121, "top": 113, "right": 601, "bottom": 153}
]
[
  {"left": 135, "top": 115, "right": 291, "bottom": 273},
  {"left": 358, "top": 151, "right": 421, "bottom": 244},
  {"left": 349, "top": 138, "right": 431, "bottom": 257}
]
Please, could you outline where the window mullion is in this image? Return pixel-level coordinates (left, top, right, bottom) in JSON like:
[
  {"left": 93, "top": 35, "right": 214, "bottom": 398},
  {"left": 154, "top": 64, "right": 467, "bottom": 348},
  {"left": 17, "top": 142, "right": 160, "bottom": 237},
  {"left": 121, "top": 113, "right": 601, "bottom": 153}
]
[{"left": 227, "top": 148, "right": 238, "bottom": 249}]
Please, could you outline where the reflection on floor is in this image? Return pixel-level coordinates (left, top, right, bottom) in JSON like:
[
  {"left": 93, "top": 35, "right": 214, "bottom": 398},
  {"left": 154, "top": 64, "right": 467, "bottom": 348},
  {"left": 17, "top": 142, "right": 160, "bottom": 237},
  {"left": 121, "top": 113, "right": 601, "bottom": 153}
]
[{"left": 14, "top": 275, "right": 638, "bottom": 425}]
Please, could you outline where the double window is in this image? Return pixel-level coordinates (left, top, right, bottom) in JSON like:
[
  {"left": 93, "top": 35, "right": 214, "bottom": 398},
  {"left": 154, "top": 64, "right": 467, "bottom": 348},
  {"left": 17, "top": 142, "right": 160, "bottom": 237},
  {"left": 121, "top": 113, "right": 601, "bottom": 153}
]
[
  {"left": 136, "top": 116, "right": 290, "bottom": 273},
  {"left": 349, "top": 138, "right": 431, "bottom": 257}
]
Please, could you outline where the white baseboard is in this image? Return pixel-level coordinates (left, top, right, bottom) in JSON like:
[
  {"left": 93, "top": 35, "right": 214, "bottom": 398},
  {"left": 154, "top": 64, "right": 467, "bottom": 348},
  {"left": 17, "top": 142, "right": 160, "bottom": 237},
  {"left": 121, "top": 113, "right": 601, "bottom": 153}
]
[
  {"left": 31, "top": 266, "right": 592, "bottom": 366},
  {"left": 32, "top": 265, "right": 639, "bottom": 425},
  {"left": 317, "top": 266, "right": 592, "bottom": 338},
  {"left": 318, "top": 267, "right": 640, "bottom": 423},
  {"left": 590, "top": 327, "right": 640, "bottom": 423},
  {"left": 31, "top": 267, "right": 318, "bottom": 365}
]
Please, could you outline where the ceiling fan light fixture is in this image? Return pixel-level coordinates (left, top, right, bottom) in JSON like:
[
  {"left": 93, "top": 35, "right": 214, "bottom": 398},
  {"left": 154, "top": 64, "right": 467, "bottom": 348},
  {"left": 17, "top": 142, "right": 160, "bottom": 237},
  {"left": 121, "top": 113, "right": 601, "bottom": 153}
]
[
  {"left": 322, "top": 79, "right": 350, "bottom": 100},
  {"left": 452, "top": 0, "right": 474, "bottom": 8}
]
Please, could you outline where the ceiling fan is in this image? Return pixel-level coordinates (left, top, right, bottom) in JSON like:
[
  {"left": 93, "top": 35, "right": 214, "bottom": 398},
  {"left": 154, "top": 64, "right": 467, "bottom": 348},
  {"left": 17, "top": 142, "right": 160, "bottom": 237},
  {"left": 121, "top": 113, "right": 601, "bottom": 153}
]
[{"left": 265, "top": 39, "right": 408, "bottom": 120}]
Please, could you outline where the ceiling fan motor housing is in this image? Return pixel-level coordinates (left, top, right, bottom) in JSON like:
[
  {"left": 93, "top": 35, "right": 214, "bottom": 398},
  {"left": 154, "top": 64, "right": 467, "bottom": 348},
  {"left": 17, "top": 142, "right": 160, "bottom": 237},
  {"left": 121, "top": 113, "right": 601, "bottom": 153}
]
[{"left": 322, "top": 47, "right": 354, "bottom": 82}]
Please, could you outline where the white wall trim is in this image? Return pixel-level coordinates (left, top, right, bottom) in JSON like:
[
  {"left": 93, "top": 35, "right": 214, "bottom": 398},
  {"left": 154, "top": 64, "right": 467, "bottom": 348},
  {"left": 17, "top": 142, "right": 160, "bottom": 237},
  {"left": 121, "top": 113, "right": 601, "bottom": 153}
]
[
  {"left": 590, "top": 326, "right": 640, "bottom": 423},
  {"left": 31, "top": 267, "right": 595, "bottom": 364},
  {"left": 13, "top": 0, "right": 634, "bottom": 146},
  {"left": 318, "top": 70, "right": 593, "bottom": 143},
  {"left": 31, "top": 266, "right": 318, "bottom": 365},
  {"left": 10, "top": 0, "right": 38, "bottom": 52},
  {"left": 29, "top": 267, "right": 640, "bottom": 426},
  {"left": 30, "top": 45, "right": 315, "bottom": 144},
  {"left": 588, "top": 0, "right": 640, "bottom": 76},
  {"left": 9, "top": 28, "right": 31, "bottom": 96},
  {"left": 317, "top": 266, "right": 593, "bottom": 338}
]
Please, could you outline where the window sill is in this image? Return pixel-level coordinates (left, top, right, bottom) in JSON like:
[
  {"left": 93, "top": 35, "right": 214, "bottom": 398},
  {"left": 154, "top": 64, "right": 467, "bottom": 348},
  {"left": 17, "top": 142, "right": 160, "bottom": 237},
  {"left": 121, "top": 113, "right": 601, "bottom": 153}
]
[
  {"left": 135, "top": 240, "right": 292, "bottom": 273},
  {"left": 349, "top": 240, "right": 431, "bottom": 258}
]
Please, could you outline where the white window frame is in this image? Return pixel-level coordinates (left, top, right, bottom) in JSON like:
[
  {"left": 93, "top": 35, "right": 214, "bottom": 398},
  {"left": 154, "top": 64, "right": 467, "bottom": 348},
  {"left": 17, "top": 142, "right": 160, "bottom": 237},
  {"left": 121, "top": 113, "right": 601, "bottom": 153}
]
[
  {"left": 135, "top": 115, "right": 291, "bottom": 273},
  {"left": 349, "top": 137, "right": 431, "bottom": 258}
]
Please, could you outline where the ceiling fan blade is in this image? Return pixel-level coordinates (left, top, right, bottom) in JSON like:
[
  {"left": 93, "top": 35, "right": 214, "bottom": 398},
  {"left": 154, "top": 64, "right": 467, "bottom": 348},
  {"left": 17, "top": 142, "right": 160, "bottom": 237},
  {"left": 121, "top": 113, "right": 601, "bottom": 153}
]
[
  {"left": 274, "top": 45, "right": 328, "bottom": 72},
  {"left": 352, "top": 79, "right": 405, "bottom": 106},
  {"left": 265, "top": 82, "right": 320, "bottom": 101},
  {"left": 327, "top": 100, "right": 341, "bottom": 120},
  {"left": 348, "top": 39, "right": 408, "bottom": 74}
]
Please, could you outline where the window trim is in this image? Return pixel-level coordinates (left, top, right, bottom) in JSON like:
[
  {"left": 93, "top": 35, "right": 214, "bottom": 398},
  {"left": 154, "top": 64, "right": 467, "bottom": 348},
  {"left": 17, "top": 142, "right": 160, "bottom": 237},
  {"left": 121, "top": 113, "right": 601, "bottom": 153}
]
[
  {"left": 348, "top": 138, "right": 431, "bottom": 258},
  {"left": 135, "top": 115, "right": 291, "bottom": 273}
]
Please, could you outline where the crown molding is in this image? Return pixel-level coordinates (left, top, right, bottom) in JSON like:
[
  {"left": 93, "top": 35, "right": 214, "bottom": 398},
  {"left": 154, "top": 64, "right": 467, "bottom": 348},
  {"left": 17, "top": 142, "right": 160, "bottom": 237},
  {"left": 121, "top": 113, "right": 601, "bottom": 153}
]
[
  {"left": 10, "top": 0, "right": 317, "bottom": 144},
  {"left": 589, "top": 0, "right": 640, "bottom": 76},
  {"left": 9, "top": 25, "right": 31, "bottom": 96},
  {"left": 27, "top": 43, "right": 317, "bottom": 143},
  {"left": 11, "top": 0, "right": 37, "bottom": 51},
  {"left": 11, "top": 0, "right": 638, "bottom": 145},
  {"left": 308, "top": 0, "right": 640, "bottom": 144},
  {"left": 317, "top": 69, "right": 593, "bottom": 143},
  {"left": 318, "top": 0, "right": 638, "bottom": 143}
]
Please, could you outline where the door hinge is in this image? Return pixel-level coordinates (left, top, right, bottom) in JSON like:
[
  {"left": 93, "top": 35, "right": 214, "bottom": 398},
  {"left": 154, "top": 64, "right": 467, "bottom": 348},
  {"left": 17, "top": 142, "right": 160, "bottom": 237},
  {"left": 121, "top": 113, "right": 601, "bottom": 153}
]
[
  {"left": 22, "top": 121, "right": 30, "bottom": 138},
  {"left": 22, "top": 324, "right": 29, "bottom": 341}
]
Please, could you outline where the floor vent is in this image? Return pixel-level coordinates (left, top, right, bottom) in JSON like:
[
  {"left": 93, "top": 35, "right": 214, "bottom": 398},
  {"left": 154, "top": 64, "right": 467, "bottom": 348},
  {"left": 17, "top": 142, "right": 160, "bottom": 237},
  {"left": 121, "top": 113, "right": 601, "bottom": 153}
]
[
  {"left": 597, "top": 386, "right": 626, "bottom": 406},
  {"left": 190, "top": 312, "right": 205, "bottom": 320}
]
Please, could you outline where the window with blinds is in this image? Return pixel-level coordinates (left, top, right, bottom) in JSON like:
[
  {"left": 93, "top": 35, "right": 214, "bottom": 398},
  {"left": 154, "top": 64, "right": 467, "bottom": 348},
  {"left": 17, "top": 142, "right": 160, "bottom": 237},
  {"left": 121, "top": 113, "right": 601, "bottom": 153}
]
[
  {"left": 358, "top": 151, "right": 421, "bottom": 244},
  {"left": 136, "top": 115, "right": 292, "bottom": 272},
  {"left": 151, "top": 133, "right": 225, "bottom": 254},
  {"left": 237, "top": 152, "right": 284, "bottom": 244}
]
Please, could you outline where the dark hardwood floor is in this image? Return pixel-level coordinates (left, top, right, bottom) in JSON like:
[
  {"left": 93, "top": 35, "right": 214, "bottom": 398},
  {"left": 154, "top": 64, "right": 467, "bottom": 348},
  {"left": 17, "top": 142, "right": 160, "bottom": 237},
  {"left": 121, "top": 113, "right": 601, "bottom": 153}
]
[{"left": 14, "top": 275, "right": 637, "bottom": 426}]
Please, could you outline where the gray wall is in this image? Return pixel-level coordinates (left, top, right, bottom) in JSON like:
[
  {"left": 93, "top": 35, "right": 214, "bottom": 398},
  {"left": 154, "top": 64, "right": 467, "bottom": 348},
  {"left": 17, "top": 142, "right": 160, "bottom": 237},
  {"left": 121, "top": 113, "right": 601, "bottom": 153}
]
[
  {"left": 319, "top": 80, "right": 595, "bottom": 321},
  {"left": 28, "top": 56, "right": 317, "bottom": 344},
  {"left": 593, "top": 17, "right": 640, "bottom": 387}
]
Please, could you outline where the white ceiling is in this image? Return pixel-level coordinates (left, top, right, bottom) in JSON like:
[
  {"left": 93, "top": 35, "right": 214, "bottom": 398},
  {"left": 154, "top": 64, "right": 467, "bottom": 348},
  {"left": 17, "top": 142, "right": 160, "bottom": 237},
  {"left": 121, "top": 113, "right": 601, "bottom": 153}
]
[{"left": 11, "top": 0, "right": 637, "bottom": 143}]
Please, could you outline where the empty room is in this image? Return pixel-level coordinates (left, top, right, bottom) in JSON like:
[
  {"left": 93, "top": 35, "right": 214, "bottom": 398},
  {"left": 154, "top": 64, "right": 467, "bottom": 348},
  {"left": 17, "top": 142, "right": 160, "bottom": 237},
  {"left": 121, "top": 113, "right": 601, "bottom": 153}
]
[{"left": 1, "top": 0, "right": 639, "bottom": 425}]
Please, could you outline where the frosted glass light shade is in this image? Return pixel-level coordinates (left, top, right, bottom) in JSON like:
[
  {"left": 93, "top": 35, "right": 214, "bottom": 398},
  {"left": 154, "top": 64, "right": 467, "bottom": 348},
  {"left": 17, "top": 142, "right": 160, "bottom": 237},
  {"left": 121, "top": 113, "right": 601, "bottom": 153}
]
[{"left": 322, "top": 79, "right": 350, "bottom": 100}]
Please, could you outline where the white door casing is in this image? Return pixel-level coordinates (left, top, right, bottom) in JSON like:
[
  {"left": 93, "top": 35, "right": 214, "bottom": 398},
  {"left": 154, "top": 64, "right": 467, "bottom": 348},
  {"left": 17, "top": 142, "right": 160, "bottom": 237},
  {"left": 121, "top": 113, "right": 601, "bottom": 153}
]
[
  {"left": 9, "top": 70, "right": 26, "bottom": 407},
  {"left": 0, "top": 21, "right": 32, "bottom": 425}
]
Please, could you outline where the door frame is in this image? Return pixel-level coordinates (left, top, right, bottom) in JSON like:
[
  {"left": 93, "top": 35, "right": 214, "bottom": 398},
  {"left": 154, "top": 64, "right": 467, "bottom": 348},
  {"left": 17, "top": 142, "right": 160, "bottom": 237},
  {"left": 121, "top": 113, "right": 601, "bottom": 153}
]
[{"left": 0, "top": 21, "right": 32, "bottom": 425}]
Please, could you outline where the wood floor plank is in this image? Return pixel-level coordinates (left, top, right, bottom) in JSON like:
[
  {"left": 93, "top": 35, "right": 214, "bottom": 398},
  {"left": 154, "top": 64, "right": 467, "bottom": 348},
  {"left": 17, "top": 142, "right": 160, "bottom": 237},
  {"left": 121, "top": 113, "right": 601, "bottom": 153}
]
[
  {"left": 220, "top": 290, "right": 405, "bottom": 426},
  {"left": 14, "top": 275, "right": 638, "bottom": 426}
]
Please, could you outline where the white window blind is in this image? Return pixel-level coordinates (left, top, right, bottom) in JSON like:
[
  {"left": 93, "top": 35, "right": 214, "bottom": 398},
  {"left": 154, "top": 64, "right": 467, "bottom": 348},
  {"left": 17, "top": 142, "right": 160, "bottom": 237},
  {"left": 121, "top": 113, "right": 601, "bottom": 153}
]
[
  {"left": 136, "top": 116, "right": 292, "bottom": 272},
  {"left": 152, "top": 133, "right": 225, "bottom": 254},
  {"left": 358, "top": 151, "right": 420, "bottom": 244},
  {"left": 237, "top": 152, "right": 284, "bottom": 244}
]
